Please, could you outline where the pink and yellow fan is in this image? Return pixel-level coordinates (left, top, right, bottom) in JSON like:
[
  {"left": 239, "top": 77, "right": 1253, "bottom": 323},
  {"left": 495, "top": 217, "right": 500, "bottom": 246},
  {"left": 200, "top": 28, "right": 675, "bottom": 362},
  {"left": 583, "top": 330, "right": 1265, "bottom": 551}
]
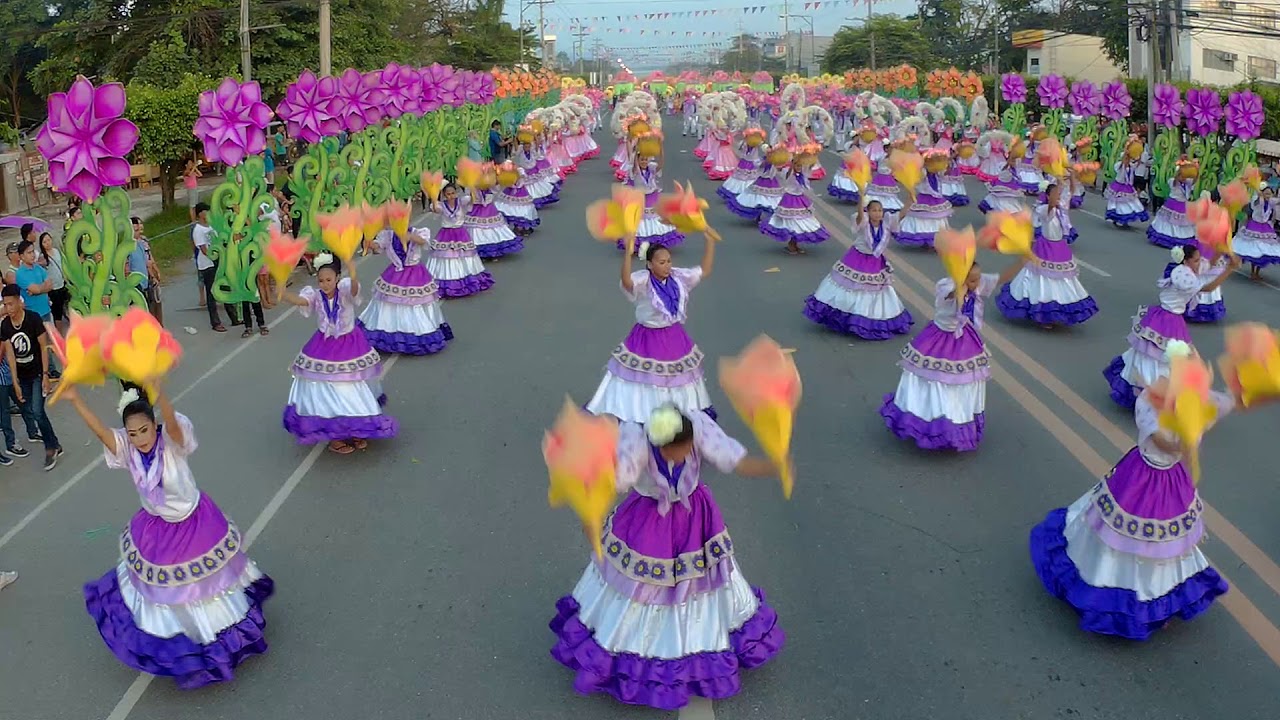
[
  {"left": 360, "top": 203, "right": 385, "bottom": 253},
  {"left": 385, "top": 199, "right": 412, "bottom": 239},
  {"left": 842, "top": 147, "right": 872, "bottom": 193},
  {"left": 1217, "top": 322, "right": 1280, "bottom": 407},
  {"left": 456, "top": 158, "right": 485, "bottom": 190},
  {"left": 1035, "top": 137, "right": 1067, "bottom": 178},
  {"left": 718, "top": 335, "right": 802, "bottom": 499},
  {"left": 1157, "top": 354, "right": 1219, "bottom": 483},
  {"left": 888, "top": 149, "right": 924, "bottom": 203},
  {"left": 316, "top": 205, "right": 364, "bottom": 262},
  {"left": 1218, "top": 179, "right": 1250, "bottom": 231},
  {"left": 977, "top": 210, "right": 1033, "bottom": 257},
  {"left": 935, "top": 227, "right": 978, "bottom": 305},
  {"left": 100, "top": 308, "right": 183, "bottom": 400},
  {"left": 586, "top": 184, "right": 646, "bottom": 252},
  {"left": 1194, "top": 202, "right": 1233, "bottom": 256},
  {"left": 44, "top": 312, "right": 112, "bottom": 406},
  {"left": 264, "top": 227, "right": 309, "bottom": 301},
  {"left": 1242, "top": 165, "right": 1263, "bottom": 192},
  {"left": 420, "top": 170, "right": 445, "bottom": 203},
  {"left": 543, "top": 398, "right": 620, "bottom": 559},
  {"left": 656, "top": 181, "right": 718, "bottom": 238}
]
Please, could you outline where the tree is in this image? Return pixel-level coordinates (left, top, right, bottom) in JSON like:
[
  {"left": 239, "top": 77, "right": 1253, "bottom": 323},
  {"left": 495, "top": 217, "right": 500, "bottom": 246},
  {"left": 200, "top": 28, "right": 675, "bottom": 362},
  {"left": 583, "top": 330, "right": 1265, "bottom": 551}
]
[
  {"left": 822, "top": 15, "right": 936, "bottom": 73},
  {"left": 717, "top": 34, "right": 786, "bottom": 74},
  {"left": 126, "top": 74, "right": 213, "bottom": 210},
  {"left": 1052, "top": 0, "right": 1130, "bottom": 71},
  {"left": 0, "top": 0, "right": 55, "bottom": 126}
]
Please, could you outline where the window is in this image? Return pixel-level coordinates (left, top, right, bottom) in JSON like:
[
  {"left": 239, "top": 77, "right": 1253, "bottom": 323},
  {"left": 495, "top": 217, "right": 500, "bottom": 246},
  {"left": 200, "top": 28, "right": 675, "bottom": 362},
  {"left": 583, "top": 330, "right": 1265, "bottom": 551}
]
[
  {"left": 1217, "top": 0, "right": 1237, "bottom": 12},
  {"left": 1029, "top": 56, "right": 1041, "bottom": 77},
  {"left": 1257, "top": 9, "right": 1279, "bottom": 29},
  {"left": 1249, "top": 55, "right": 1277, "bottom": 79},
  {"left": 1203, "top": 48, "right": 1237, "bottom": 71}
]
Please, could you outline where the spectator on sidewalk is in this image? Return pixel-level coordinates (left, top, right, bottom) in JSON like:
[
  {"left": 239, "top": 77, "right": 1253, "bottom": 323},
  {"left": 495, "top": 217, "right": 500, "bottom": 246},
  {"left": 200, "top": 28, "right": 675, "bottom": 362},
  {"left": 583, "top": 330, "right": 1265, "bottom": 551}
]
[
  {"left": 467, "top": 130, "right": 483, "bottom": 161},
  {"left": 264, "top": 149, "right": 276, "bottom": 192},
  {"left": 0, "top": 328, "right": 28, "bottom": 464},
  {"left": 184, "top": 159, "right": 203, "bottom": 222},
  {"left": 4, "top": 242, "right": 20, "bottom": 285},
  {"left": 128, "top": 217, "right": 163, "bottom": 325},
  {"left": 489, "top": 120, "right": 511, "bottom": 162},
  {"left": 192, "top": 203, "right": 238, "bottom": 333},
  {"left": 1, "top": 284, "right": 63, "bottom": 471},
  {"left": 14, "top": 241, "right": 60, "bottom": 379},
  {"left": 37, "top": 232, "right": 69, "bottom": 333}
]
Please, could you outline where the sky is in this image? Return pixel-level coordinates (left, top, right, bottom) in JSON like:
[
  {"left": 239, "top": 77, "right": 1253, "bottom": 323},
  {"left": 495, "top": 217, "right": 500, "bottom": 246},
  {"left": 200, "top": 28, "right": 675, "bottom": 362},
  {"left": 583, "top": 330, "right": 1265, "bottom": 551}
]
[{"left": 503, "top": 0, "right": 918, "bottom": 69}]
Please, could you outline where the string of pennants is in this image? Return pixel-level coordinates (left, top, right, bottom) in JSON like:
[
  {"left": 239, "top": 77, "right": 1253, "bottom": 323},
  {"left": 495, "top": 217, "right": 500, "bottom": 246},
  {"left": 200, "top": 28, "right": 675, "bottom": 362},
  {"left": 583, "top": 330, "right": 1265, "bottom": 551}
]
[{"left": 545, "top": 0, "right": 867, "bottom": 31}]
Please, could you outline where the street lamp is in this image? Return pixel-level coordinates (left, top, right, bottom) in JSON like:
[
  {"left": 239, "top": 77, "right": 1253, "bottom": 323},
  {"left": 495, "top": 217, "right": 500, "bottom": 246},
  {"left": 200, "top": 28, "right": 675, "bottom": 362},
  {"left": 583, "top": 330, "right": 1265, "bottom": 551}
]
[{"left": 780, "top": 14, "right": 815, "bottom": 76}]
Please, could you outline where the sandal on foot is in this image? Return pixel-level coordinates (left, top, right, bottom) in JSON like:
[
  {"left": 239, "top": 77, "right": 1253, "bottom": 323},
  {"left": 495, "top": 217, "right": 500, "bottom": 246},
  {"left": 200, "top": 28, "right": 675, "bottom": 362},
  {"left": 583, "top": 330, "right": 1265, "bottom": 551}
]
[
  {"left": 260, "top": 327, "right": 270, "bottom": 336},
  {"left": 241, "top": 328, "right": 253, "bottom": 338},
  {"left": 352, "top": 439, "right": 369, "bottom": 450},
  {"left": 328, "top": 441, "right": 355, "bottom": 455}
]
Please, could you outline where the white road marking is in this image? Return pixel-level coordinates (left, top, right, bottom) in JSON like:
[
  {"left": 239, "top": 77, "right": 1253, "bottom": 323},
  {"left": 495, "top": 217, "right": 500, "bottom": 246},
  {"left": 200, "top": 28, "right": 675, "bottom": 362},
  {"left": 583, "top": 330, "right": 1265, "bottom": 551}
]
[
  {"left": 679, "top": 697, "right": 717, "bottom": 720},
  {"left": 1075, "top": 259, "right": 1112, "bottom": 278},
  {"left": 104, "top": 355, "right": 398, "bottom": 719}
]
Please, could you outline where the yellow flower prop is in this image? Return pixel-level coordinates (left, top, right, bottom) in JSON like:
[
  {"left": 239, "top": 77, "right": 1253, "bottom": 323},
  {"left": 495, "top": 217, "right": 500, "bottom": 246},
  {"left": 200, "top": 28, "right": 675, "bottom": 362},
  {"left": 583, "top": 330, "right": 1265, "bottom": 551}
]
[
  {"left": 636, "top": 132, "right": 663, "bottom": 159},
  {"left": 1035, "top": 137, "right": 1068, "bottom": 178},
  {"left": 101, "top": 308, "right": 183, "bottom": 400},
  {"left": 887, "top": 150, "right": 924, "bottom": 203},
  {"left": 44, "top": 312, "right": 112, "bottom": 406},
  {"left": 656, "top": 181, "right": 712, "bottom": 235},
  {"left": 977, "top": 210, "right": 1034, "bottom": 257},
  {"left": 718, "top": 335, "right": 802, "bottom": 499},
  {"left": 1156, "top": 355, "right": 1218, "bottom": 483},
  {"left": 585, "top": 184, "right": 646, "bottom": 249},
  {"left": 1242, "top": 165, "right": 1263, "bottom": 192},
  {"left": 495, "top": 161, "right": 520, "bottom": 188},
  {"left": 922, "top": 148, "right": 950, "bottom": 175},
  {"left": 360, "top": 203, "right": 385, "bottom": 251},
  {"left": 385, "top": 200, "right": 411, "bottom": 239},
  {"left": 1218, "top": 322, "right": 1280, "bottom": 407},
  {"left": 420, "top": 171, "right": 444, "bottom": 203},
  {"left": 456, "top": 157, "right": 484, "bottom": 189},
  {"left": 316, "top": 205, "right": 364, "bottom": 262},
  {"left": 934, "top": 227, "right": 978, "bottom": 306},
  {"left": 264, "top": 227, "right": 310, "bottom": 297},
  {"left": 842, "top": 148, "right": 872, "bottom": 193},
  {"left": 543, "top": 397, "right": 620, "bottom": 559}
]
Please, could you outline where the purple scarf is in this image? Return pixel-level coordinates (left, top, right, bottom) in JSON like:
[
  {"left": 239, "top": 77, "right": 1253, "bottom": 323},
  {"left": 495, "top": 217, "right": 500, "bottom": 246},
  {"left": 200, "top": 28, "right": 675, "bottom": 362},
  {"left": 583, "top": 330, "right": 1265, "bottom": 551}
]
[
  {"left": 650, "top": 444, "right": 686, "bottom": 490},
  {"left": 961, "top": 292, "right": 977, "bottom": 324},
  {"left": 650, "top": 274, "right": 681, "bottom": 318},
  {"left": 321, "top": 288, "right": 341, "bottom": 325},
  {"left": 392, "top": 234, "right": 407, "bottom": 263},
  {"left": 869, "top": 221, "right": 885, "bottom": 249},
  {"left": 130, "top": 433, "right": 166, "bottom": 507}
]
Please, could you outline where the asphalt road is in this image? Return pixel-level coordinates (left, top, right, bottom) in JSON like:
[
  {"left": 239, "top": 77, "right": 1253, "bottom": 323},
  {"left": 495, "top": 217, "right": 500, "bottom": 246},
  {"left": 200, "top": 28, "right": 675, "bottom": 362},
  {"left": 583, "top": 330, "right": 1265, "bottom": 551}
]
[{"left": 2, "top": 127, "right": 1280, "bottom": 720}]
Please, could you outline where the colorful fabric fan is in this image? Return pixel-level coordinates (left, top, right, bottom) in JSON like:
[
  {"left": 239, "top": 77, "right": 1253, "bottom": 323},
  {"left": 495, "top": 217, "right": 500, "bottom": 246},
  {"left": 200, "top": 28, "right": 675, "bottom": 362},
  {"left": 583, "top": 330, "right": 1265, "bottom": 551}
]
[
  {"left": 264, "top": 227, "right": 309, "bottom": 296},
  {"left": 385, "top": 200, "right": 411, "bottom": 239},
  {"left": 1218, "top": 179, "right": 1250, "bottom": 229},
  {"left": 843, "top": 148, "right": 872, "bottom": 192},
  {"left": 315, "top": 205, "right": 364, "bottom": 261},
  {"left": 977, "top": 210, "right": 1033, "bottom": 256},
  {"left": 543, "top": 398, "right": 620, "bottom": 559},
  {"left": 1218, "top": 322, "right": 1280, "bottom": 407},
  {"left": 586, "top": 184, "right": 646, "bottom": 248},
  {"left": 656, "top": 181, "right": 714, "bottom": 235},
  {"left": 1194, "top": 202, "right": 1232, "bottom": 255},
  {"left": 888, "top": 150, "right": 924, "bottom": 202},
  {"left": 1186, "top": 193, "right": 1214, "bottom": 224},
  {"left": 360, "top": 203, "right": 385, "bottom": 249},
  {"left": 456, "top": 157, "right": 484, "bottom": 189},
  {"left": 1156, "top": 355, "right": 1218, "bottom": 483},
  {"left": 44, "top": 312, "right": 112, "bottom": 406},
  {"left": 100, "top": 308, "right": 183, "bottom": 400},
  {"left": 935, "top": 227, "right": 978, "bottom": 305},
  {"left": 718, "top": 335, "right": 801, "bottom": 499},
  {"left": 1242, "top": 165, "right": 1263, "bottom": 192},
  {"left": 1035, "top": 137, "right": 1068, "bottom": 178},
  {"left": 420, "top": 171, "right": 444, "bottom": 203}
]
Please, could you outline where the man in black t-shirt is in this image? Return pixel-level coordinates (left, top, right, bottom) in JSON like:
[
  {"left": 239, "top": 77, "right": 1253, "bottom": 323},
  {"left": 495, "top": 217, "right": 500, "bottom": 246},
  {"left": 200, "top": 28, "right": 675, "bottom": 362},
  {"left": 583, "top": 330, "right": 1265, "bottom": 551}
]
[{"left": 1, "top": 285, "right": 62, "bottom": 470}]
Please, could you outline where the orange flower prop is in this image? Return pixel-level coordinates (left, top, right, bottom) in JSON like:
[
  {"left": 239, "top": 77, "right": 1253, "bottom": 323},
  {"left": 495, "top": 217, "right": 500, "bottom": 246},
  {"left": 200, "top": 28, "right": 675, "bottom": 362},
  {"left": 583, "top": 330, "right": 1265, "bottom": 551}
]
[
  {"left": 543, "top": 397, "right": 620, "bottom": 559},
  {"left": 316, "top": 204, "right": 364, "bottom": 262},
  {"left": 420, "top": 170, "right": 444, "bottom": 202},
  {"left": 1218, "top": 322, "right": 1280, "bottom": 407},
  {"left": 385, "top": 200, "right": 411, "bottom": 240},
  {"left": 100, "top": 308, "right": 183, "bottom": 399},
  {"left": 1194, "top": 203, "right": 1232, "bottom": 255},
  {"left": 656, "top": 181, "right": 711, "bottom": 234},
  {"left": 1035, "top": 138, "right": 1068, "bottom": 178},
  {"left": 1186, "top": 193, "right": 1214, "bottom": 224},
  {"left": 1156, "top": 355, "right": 1218, "bottom": 483},
  {"left": 842, "top": 148, "right": 872, "bottom": 192},
  {"left": 456, "top": 157, "right": 484, "bottom": 189},
  {"left": 935, "top": 227, "right": 978, "bottom": 305},
  {"left": 264, "top": 227, "right": 309, "bottom": 291},
  {"left": 360, "top": 203, "right": 385, "bottom": 249},
  {"left": 978, "top": 210, "right": 1034, "bottom": 257},
  {"left": 585, "top": 184, "right": 646, "bottom": 246},
  {"left": 44, "top": 312, "right": 111, "bottom": 406},
  {"left": 888, "top": 149, "right": 924, "bottom": 202},
  {"left": 718, "top": 335, "right": 802, "bottom": 499}
]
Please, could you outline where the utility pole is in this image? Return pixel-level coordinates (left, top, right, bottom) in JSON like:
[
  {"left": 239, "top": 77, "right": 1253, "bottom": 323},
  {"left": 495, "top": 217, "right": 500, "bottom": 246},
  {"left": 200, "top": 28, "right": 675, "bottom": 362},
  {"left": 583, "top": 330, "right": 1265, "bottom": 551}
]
[
  {"left": 868, "top": 0, "right": 876, "bottom": 71},
  {"left": 1148, "top": 0, "right": 1164, "bottom": 151},
  {"left": 782, "top": 0, "right": 790, "bottom": 73},
  {"left": 538, "top": 0, "right": 550, "bottom": 67},
  {"left": 573, "top": 25, "right": 588, "bottom": 75},
  {"left": 319, "top": 0, "right": 331, "bottom": 75},
  {"left": 240, "top": 0, "right": 251, "bottom": 81}
]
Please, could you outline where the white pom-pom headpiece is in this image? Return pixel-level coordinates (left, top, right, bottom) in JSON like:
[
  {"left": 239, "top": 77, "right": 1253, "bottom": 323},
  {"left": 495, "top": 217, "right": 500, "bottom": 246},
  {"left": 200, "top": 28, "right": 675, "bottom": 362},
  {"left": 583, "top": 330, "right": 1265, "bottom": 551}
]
[
  {"left": 637, "top": 241, "right": 652, "bottom": 260},
  {"left": 314, "top": 252, "right": 335, "bottom": 270},
  {"left": 118, "top": 388, "right": 142, "bottom": 416},
  {"left": 1038, "top": 179, "right": 1051, "bottom": 195},
  {"left": 645, "top": 405, "right": 684, "bottom": 446},
  {"left": 1170, "top": 246, "right": 1185, "bottom": 263},
  {"left": 1164, "top": 339, "right": 1193, "bottom": 361}
]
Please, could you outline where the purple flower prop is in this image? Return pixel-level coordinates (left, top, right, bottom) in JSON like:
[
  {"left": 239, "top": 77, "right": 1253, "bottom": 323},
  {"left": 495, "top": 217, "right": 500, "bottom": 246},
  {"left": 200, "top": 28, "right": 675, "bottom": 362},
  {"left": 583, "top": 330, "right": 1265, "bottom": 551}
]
[
  {"left": 276, "top": 70, "right": 341, "bottom": 144},
  {"left": 193, "top": 78, "right": 272, "bottom": 167},
  {"left": 474, "top": 72, "right": 497, "bottom": 105},
  {"left": 334, "top": 68, "right": 386, "bottom": 133},
  {"left": 1184, "top": 87, "right": 1223, "bottom": 136},
  {"left": 460, "top": 71, "right": 489, "bottom": 105},
  {"left": 1101, "top": 81, "right": 1131, "bottom": 120},
  {"left": 35, "top": 76, "right": 139, "bottom": 203},
  {"left": 1225, "top": 89, "right": 1264, "bottom": 140},
  {"left": 380, "top": 63, "right": 423, "bottom": 119},
  {"left": 420, "top": 64, "right": 455, "bottom": 113},
  {"left": 1036, "top": 74, "right": 1068, "bottom": 109},
  {"left": 1151, "top": 83, "right": 1183, "bottom": 128},
  {"left": 1068, "top": 80, "right": 1101, "bottom": 116},
  {"left": 1000, "top": 73, "right": 1026, "bottom": 104},
  {"left": 429, "top": 63, "right": 464, "bottom": 108}
]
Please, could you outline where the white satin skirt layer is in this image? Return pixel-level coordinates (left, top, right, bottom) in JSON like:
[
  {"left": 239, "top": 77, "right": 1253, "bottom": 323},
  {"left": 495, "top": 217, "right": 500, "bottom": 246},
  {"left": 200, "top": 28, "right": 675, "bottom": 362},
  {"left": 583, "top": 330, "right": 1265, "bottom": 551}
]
[
  {"left": 812, "top": 276, "right": 907, "bottom": 320},
  {"left": 586, "top": 373, "right": 713, "bottom": 425},
  {"left": 425, "top": 254, "right": 487, "bottom": 282},
  {"left": 358, "top": 297, "right": 447, "bottom": 335},
  {"left": 890, "top": 371, "right": 986, "bottom": 424},
  {"left": 1006, "top": 269, "right": 1092, "bottom": 305},
  {"left": 1063, "top": 492, "right": 1212, "bottom": 602},
  {"left": 118, "top": 561, "right": 265, "bottom": 645},
  {"left": 1118, "top": 349, "right": 1168, "bottom": 390},
  {"left": 288, "top": 378, "right": 385, "bottom": 419},
  {"left": 569, "top": 561, "right": 759, "bottom": 659}
]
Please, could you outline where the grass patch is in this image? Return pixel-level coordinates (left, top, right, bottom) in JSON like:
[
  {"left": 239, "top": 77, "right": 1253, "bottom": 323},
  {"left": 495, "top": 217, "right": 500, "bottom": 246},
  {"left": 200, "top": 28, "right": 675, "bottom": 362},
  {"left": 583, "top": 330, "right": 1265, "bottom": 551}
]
[{"left": 139, "top": 204, "right": 194, "bottom": 270}]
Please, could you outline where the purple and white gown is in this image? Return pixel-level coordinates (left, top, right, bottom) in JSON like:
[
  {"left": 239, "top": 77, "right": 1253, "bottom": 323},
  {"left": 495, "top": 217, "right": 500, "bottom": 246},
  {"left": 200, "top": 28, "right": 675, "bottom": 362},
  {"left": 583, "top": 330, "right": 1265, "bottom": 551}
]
[
  {"left": 357, "top": 228, "right": 453, "bottom": 355},
  {"left": 879, "top": 274, "right": 997, "bottom": 452},
  {"left": 586, "top": 267, "right": 715, "bottom": 423},
  {"left": 516, "top": 147, "right": 558, "bottom": 209},
  {"left": 1103, "top": 264, "right": 1200, "bottom": 410},
  {"left": 465, "top": 188, "right": 523, "bottom": 259},
  {"left": 283, "top": 277, "right": 399, "bottom": 443},
  {"left": 1105, "top": 162, "right": 1150, "bottom": 226},
  {"left": 893, "top": 173, "right": 952, "bottom": 248},
  {"left": 862, "top": 148, "right": 904, "bottom": 213},
  {"left": 978, "top": 166, "right": 1027, "bottom": 214},
  {"left": 1029, "top": 391, "right": 1232, "bottom": 640},
  {"left": 426, "top": 197, "right": 495, "bottom": 298},
  {"left": 803, "top": 215, "right": 913, "bottom": 340},
  {"left": 623, "top": 161, "right": 685, "bottom": 251},
  {"left": 84, "top": 414, "right": 273, "bottom": 689},
  {"left": 725, "top": 164, "right": 784, "bottom": 221},
  {"left": 494, "top": 171, "right": 541, "bottom": 233},
  {"left": 550, "top": 413, "right": 785, "bottom": 710},
  {"left": 1232, "top": 195, "right": 1280, "bottom": 270},
  {"left": 1179, "top": 255, "right": 1228, "bottom": 323},
  {"left": 996, "top": 202, "right": 1099, "bottom": 326},
  {"left": 716, "top": 144, "right": 764, "bottom": 203},
  {"left": 1146, "top": 179, "right": 1197, "bottom": 249},
  {"left": 759, "top": 168, "right": 830, "bottom": 245}
]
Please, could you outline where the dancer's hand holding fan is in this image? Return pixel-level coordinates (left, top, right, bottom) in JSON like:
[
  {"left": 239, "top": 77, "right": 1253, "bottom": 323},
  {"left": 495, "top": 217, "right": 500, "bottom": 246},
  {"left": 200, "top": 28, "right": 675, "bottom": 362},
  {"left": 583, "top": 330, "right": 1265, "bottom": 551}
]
[
  {"left": 842, "top": 148, "right": 872, "bottom": 194},
  {"left": 1218, "top": 323, "right": 1280, "bottom": 407},
  {"left": 1150, "top": 351, "right": 1218, "bottom": 483},
  {"left": 100, "top": 308, "right": 183, "bottom": 401},
  {"left": 978, "top": 210, "right": 1034, "bottom": 257},
  {"left": 420, "top": 171, "right": 444, "bottom": 203},
  {"left": 44, "top": 312, "right": 112, "bottom": 406},
  {"left": 316, "top": 205, "right": 364, "bottom": 262},
  {"left": 718, "top": 335, "right": 801, "bottom": 498},
  {"left": 586, "top": 184, "right": 646, "bottom": 254},
  {"left": 543, "top": 398, "right": 620, "bottom": 559},
  {"left": 935, "top": 227, "right": 978, "bottom": 304}
]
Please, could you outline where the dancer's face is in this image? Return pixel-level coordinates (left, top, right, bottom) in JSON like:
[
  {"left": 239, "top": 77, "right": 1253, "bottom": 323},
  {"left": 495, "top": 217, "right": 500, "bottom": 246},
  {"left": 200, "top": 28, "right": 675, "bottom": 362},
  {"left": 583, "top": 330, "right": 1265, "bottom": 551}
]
[
  {"left": 867, "top": 202, "right": 884, "bottom": 224},
  {"left": 647, "top": 248, "right": 672, "bottom": 279},
  {"left": 965, "top": 266, "right": 983, "bottom": 292},
  {"left": 124, "top": 413, "right": 158, "bottom": 453},
  {"left": 317, "top": 266, "right": 339, "bottom": 295}
]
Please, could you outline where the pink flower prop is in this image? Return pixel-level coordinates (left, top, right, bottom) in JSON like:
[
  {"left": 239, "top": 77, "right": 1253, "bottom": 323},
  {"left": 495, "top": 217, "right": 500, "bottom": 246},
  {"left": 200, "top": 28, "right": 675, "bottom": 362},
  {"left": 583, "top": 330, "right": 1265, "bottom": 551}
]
[
  {"left": 420, "top": 64, "right": 456, "bottom": 112},
  {"left": 193, "top": 78, "right": 272, "bottom": 167},
  {"left": 1226, "top": 89, "right": 1264, "bottom": 141},
  {"left": 276, "top": 70, "right": 341, "bottom": 144},
  {"left": 1101, "top": 81, "right": 1131, "bottom": 120},
  {"left": 380, "top": 63, "right": 423, "bottom": 119},
  {"left": 1068, "top": 80, "right": 1101, "bottom": 117},
  {"left": 471, "top": 72, "right": 496, "bottom": 105},
  {"left": 334, "top": 68, "right": 386, "bottom": 133},
  {"left": 1151, "top": 84, "right": 1183, "bottom": 128},
  {"left": 1184, "top": 87, "right": 1223, "bottom": 137},
  {"left": 35, "top": 76, "right": 139, "bottom": 203},
  {"left": 1000, "top": 73, "right": 1027, "bottom": 104},
  {"left": 1036, "top": 74, "right": 1067, "bottom": 109}
]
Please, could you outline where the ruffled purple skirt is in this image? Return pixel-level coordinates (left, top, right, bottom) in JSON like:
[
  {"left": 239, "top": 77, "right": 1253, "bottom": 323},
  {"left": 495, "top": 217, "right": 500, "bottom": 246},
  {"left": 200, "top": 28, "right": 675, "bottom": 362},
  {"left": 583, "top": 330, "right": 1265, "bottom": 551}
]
[
  {"left": 359, "top": 322, "right": 453, "bottom": 355},
  {"left": 803, "top": 296, "right": 913, "bottom": 340},
  {"left": 995, "top": 285, "right": 1099, "bottom": 326}
]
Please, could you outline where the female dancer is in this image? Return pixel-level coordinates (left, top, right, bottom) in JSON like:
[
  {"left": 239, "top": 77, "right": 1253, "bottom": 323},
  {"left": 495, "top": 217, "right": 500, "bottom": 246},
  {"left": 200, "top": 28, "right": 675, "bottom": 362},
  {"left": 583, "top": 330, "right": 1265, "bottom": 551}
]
[
  {"left": 464, "top": 167, "right": 523, "bottom": 260},
  {"left": 1105, "top": 138, "right": 1151, "bottom": 227},
  {"left": 586, "top": 232, "right": 719, "bottom": 423},
  {"left": 1031, "top": 356, "right": 1254, "bottom": 640},
  {"left": 550, "top": 405, "right": 786, "bottom": 710},
  {"left": 759, "top": 145, "right": 830, "bottom": 255},
  {"left": 494, "top": 161, "right": 541, "bottom": 237},
  {"left": 76, "top": 383, "right": 273, "bottom": 688},
  {"left": 996, "top": 180, "right": 1099, "bottom": 328},
  {"left": 1146, "top": 160, "right": 1198, "bottom": 249},
  {"left": 704, "top": 120, "right": 738, "bottom": 181},
  {"left": 892, "top": 149, "right": 953, "bottom": 249},
  {"left": 428, "top": 184, "right": 495, "bottom": 297},
  {"left": 880, "top": 259, "right": 1022, "bottom": 451},
  {"left": 725, "top": 147, "right": 786, "bottom": 222},
  {"left": 1015, "top": 125, "right": 1048, "bottom": 193},
  {"left": 624, "top": 138, "right": 685, "bottom": 253},
  {"left": 513, "top": 131, "right": 559, "bottom": 209},
  {"left": 977, "top": 131, "right": 1027, "bottom": 215},
  {"left": 1167, "top": 252, "right": 1230, "bottom": 324},
  {"left": 861, "top": 125, "right": 904, "bottom": 214},
  {"left": 281, "top": 254, "right": 399, "bottom": 453},
  {"left": 717, "top": 129, "right": 766, "bottom": 207},
  {"left": 357, "top": 227, "right": 453, "bottom": 355},
  {"left": 1232, "top": 185, "right": 1280, "bottom": 280},
  {"left": 803, "top": 200, "right": 914, "bottom": 340},
  {"left": 1102, "top": 246, "right": 1240, "bottom": 409}
]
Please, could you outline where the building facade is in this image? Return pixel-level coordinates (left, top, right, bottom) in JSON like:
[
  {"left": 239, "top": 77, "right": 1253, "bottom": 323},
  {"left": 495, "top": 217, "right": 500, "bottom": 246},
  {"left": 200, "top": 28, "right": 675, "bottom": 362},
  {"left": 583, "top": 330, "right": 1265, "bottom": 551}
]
[
  {"left": 1012, "top": 30, "right": 1126, "bottom": 85},
  {"left": 1129, "top": 0, "right": 1280, "bottom": 86}
]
